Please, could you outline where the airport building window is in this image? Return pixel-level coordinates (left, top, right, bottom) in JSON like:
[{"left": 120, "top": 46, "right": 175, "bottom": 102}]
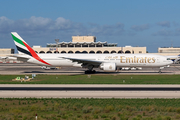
[
  {"left": 11, "top": 49, "right": 15, "bottom": 54},
  {"left": 89, "top": 51, "right": 95, "bottom": 54},
  {"left": 82, "top": 44, "right": 88, "bottom": 47},
  {"left": 96, "top": 44, "right": 102, "bottom": 47},
  {"left": 75, "top": 51, "right": 81, "bottom": 53},
  {"left": 39, "top": 51, "right": 45, "bottom": 53},
  {"left": 111, "top": 50, "right": 116, "bottom": 53},
  {"left": 125, "top": 50, "right": 131, "bottom": 54},
  {"left": 96, "top": 51, "right": 102, "bottom": 54},
  {"left": 75, "top": 44, "right": 81, "bottom": 47},
  {"left": 103, "top": 50, "right": 109, "bottom": 54},
  {"left": 82, "top": 51, "right": 88, "bottom": 53},
  {"left": 46, "top": 51, "right": 52, "bottom": 54},
  {"left": 61, "top": 51, "right": 66, "bottom": 53},
  {"left": 68, "top": 44, "right": 74, "bottom": 47},
  {"left": 89, "top": 44, "right": 95, "bottom": 47},
  {"left": 61, "top": 44, "right": 67, "bottom": 47},
  {"left": 54, "top": 51, "right": 59, "bottom": 53},
  {"left": 118, "top": 50, "right": 123, "bottom": 53},
  {"left": 68, "top": 51, "right": 73, "bottom": 53}
]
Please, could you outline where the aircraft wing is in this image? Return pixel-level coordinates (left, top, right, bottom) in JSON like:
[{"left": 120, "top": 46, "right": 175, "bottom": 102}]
[{"left": 61, "top": 57, "right": 102, "bottom": 67}]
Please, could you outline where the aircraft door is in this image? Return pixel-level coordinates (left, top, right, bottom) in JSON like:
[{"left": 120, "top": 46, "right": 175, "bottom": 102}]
[{"left": 157, "top": 57, "right": 160, "bottom": 63}]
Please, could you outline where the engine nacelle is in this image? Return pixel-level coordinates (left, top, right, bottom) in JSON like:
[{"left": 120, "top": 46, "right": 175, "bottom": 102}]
[{"left": 100, "top": 63, "right": 116, "bottom": 72}]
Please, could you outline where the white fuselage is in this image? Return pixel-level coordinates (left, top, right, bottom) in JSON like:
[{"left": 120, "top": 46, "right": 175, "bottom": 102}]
[{"left": 25, "top": 53, "right": 173, "bottom": 68}]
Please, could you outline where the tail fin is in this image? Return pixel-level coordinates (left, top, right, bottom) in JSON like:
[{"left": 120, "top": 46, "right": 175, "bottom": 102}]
[
  {"left": 11, "top": 32, "right": 32, "bottom": 55},
  {"left": 11, "top": 32, "right": 51, "bottom": 65}
]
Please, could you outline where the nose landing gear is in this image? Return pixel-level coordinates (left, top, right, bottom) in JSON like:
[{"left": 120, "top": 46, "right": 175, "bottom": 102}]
[{"left": 159, "top": 67, "right": 164, "bottom": 73}]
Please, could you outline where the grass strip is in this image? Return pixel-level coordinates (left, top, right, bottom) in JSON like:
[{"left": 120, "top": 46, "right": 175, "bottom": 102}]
[
  {"left": 0, "top": 98, "right": 180, "bottom": 119},
  {"left": 0, "top": 74, "right": 180, "bottom": 84}
]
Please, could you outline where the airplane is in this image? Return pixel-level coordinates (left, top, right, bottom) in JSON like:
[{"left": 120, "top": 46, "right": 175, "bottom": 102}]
[{"left": 11, "top": 32, "right": 173, "bottom": 74}]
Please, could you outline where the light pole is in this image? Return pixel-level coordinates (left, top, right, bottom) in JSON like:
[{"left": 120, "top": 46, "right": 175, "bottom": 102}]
[{"left": 55, "top": 39, "right": 59, "bottom": 53}]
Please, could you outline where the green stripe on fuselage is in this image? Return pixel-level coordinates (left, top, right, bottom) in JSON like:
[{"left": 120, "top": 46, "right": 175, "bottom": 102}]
[{"left": 11, "top": 34, "right": 25, "bottom": 47}]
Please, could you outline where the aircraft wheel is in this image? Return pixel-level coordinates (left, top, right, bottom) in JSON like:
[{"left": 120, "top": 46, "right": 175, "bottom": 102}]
[{"left": 85, "top": 70, "right": 96, "bottom": 74}]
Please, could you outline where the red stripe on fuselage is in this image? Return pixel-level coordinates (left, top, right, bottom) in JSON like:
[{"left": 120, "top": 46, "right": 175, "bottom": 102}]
[{"left": 22, "top": 41, "right": 51, "bottom": 66}]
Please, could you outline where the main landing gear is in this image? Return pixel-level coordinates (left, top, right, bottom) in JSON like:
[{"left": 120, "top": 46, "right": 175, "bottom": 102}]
[{"left": 84, "top": 65, "right": 96, "bottom": 74}]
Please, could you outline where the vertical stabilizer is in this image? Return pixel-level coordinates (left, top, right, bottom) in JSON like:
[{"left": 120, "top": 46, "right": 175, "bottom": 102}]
[
  {"left": 11, "top": 32, "right": 51, "bottom": 65},
  {"left": 11, "top": 32, "right": 31, "bottom": 55}
]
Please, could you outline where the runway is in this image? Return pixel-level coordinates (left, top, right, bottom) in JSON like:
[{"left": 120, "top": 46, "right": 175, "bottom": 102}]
[
  {"left": 1, "top": 91, "right": 180, "bottom": 98},
  {"left": 1, "top": 87, "right": 180, "bottom": 91},
  {"left": 1, "top": 85, "right": 180, "bottom": 98}
]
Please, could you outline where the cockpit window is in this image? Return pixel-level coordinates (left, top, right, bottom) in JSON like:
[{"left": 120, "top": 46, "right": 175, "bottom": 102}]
[{"left": 167, "top": 58, "right": 171, "bottom": 60}]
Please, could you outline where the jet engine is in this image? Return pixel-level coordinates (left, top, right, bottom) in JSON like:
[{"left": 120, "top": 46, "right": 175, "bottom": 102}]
[{"left": 100, "top": 63, "right": 116, "bottom": 72}]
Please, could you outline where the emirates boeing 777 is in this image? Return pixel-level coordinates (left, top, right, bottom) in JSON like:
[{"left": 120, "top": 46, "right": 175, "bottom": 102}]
[{"left": 11, "top": 32, "right": 173, "bottom": 73}]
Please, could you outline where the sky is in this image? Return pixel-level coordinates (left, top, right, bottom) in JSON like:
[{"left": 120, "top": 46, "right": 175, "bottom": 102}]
[{"left": 0, "top": 0, "right": 180, "bottom": 53}]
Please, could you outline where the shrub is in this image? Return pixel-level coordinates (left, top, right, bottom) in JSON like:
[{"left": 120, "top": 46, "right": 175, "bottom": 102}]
[
  {"left": 126, "top": 106, "right": 133, "bottom": 112},
  {"left": 73, "top": 106, "right": 77, "bottom": 111},
  {"left": 93, "top": 115, "right": 98, "bottom": 119},
  {"left": 61, "top": 115, "right": 68, "bottom": 119},
  {"left": 104, "top": 105, "right": 114, "bottom": 113},
  {"left": 132, "top": 118, "right": 138, "bottom": 120},
  {"left": 82, "top": 106, "right": 93, "bottom": 113},
  {"left": 117, "top": 112, "right": 121, "bottom": 116},
  {"left": 92, "top": 108, "right": 101, "bottom": 114},
  {"left": 120, "top": 115, "right": 128, "bottom": 120},
  {"left": 23, "top": 116, "right": 27, "bottom": 120},
  {"left": 176, "top": 114, "right": 180, "bottom": 119},
  {"left": 18, "top": 115, "right": 22, "bottom": 118},
  {"left": 77, "top": 114, "right": 81, "bottom": 118},
  {"left": 84, "top": 115, "right": 90, "bottom": 119},
  {"left": 101, "top": 114, "right": 107, "bottom": 118},
  {"left": 11, "top": 109, "right": 22, "bottom": 114},
  {"left": 116, "top": 105, "right": 123, "bottom": 111},
  {"left": 111, "top": 116, "right": 117, "bottom": 120},
  {"left": 30, "top": 104, "right": 38, "bottom": 111},
  {"left": 167, "top": 107, "right": 174, "bottom": 112},
  {"left": 137, "top": 114, "right": 142, "bottom": 118},
  {"left": 177, "top": 108, "right": 180, "bottom": 114},
  {"left": 165, "top": 116, "right": 171, "bottom": 120},
  {"left": 143, "top": 111, "right": 146, "bottom": 116}
]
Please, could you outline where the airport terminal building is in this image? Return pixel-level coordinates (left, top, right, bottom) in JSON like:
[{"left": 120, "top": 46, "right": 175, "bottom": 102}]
[
  {"left": 32, "top": 36, "right": 147, "bottom": 54},
  {"left": 158, "top": 47, "right": 180, "bottom": 54}
]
